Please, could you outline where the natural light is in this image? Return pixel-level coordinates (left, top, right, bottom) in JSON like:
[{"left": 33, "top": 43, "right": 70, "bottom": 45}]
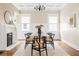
[
  {"left": 48, "top": 16, "right": 58, "bottom": 31},
  {"left": 21, "top": 16, "right": 30, "bottom": 31}
]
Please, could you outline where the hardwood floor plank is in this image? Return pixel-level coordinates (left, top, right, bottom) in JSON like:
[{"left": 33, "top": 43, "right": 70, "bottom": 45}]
[
  {"left": 0, "top": 43, "right": 20, "bottom": 56},
  {"left": 59, "top": 41, "right": 79, "bottom": 56},
  {"left": 1, "top": 40, "right": 79, "bottom": 56}
]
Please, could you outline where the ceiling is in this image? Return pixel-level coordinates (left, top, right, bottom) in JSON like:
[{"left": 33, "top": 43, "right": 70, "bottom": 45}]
[{"left": 13, "top": 3, "right": 67, "bottom": 11}]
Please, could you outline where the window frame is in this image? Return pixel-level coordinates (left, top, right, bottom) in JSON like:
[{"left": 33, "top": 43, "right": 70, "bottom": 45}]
[
  {"left": 21, "top": 16, "right": 31, "bottom": 31},
  {"left": 48, "top": 15, "right": 58, "bottom": 32}
]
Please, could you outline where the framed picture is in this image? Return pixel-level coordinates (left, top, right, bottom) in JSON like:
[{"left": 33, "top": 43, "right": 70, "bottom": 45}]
[
  {"left": 69, "top": 13, "right": 76, "bottom": 27},
  {"left": 70, "top": 17, "right": 73, "bottom": 25}
]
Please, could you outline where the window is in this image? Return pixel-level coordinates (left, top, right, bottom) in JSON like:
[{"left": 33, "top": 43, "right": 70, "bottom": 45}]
[
  {"left": 21, "top": 16, "right": 30, "bottom": 31},
  {"left": 48, "top": 16, "right": 58, "bottom": 31}
]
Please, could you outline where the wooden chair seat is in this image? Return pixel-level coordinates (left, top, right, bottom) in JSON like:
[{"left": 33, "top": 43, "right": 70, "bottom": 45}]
[
  {"left": 26, "top": 39, "right": 33, "bottom": 42},
  {"left": 46, "top": 39, "right": 52, "bottom": 42},
  {"left": 33, "top": 43, "right": 46, "bottom": 48}
]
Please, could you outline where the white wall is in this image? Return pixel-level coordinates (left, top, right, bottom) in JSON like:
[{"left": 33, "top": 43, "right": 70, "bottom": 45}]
[
  {"left": 0, "top": 4, "right": 18, "bottom": 24},
  {"left": 0, "top": 4, "right": 18, "bottom": 50},
  {"left": 60, "top": 4, "right": 79, "bottom": 31},
  {"left": 16, "top": 10, "right": 60, "bottom": 39},
  {"left": 60, "top": 3, "right": 79, "bottom": 50}
]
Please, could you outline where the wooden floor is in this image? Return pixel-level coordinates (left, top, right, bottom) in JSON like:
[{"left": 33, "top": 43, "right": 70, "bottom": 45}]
[
  {"left": 58, "top": 41, "right": 79, "bottom": 56},
  {"left": 0, "top": 44, "right": 20, "bottom": 56},
  {"left": 0, "top": 40, "right": 79, "bottom": 56}
]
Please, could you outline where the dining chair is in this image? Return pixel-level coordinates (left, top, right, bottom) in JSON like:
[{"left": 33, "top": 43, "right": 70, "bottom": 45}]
[
  {"left": 31, "top": 36, "right": 48, "bottom": 56},
  {"left": 47, "top": 33, "right": 55, "bottom": 49},
  {"left": 24, "top": 33, "right": 32, "bottom": 49}
]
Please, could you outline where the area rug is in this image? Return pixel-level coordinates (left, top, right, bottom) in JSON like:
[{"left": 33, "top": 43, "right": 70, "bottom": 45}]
[{"left": 13, "top": 41, "right": 69, "bottom": 56}]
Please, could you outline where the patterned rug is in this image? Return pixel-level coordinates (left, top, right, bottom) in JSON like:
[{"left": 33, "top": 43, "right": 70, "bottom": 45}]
[{"left": 13, "top": 41, "right": 69, "bottom": 56}]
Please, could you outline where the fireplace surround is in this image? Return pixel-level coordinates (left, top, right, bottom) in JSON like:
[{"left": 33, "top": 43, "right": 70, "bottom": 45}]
[{"left": 0, "top": 24, "right": 17, "bottom": 50}]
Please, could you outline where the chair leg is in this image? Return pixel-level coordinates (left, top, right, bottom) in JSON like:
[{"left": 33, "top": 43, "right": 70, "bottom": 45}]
[
  {"left": 39, "top": 50, "right": 41, "bottom": 56},
  {"left": 39, "top": 47, "right": 41, "bottom": 56},
  {"left": 51, "top": 43, "right": 55, "bottom": 49},
  {"left": 39, "top": 45, "right": 41, "bottom": 56},
  {"left": 31, "top": 45, "right": 33, "bottom": 56},
  {"left": 46, "top": 49, "right": 48, "bottom": 56},
  {"left": 25, "top": 43, "right": 26, "bottom": 49},
  {"left": 46, "top": 45, "right": 48, "bottom": 56},
  {"left": 25, "top": 42, "right": 28, "bottom": 49},
  {"left": 53, "top": 43, "right": 55, "bottom": 49}
]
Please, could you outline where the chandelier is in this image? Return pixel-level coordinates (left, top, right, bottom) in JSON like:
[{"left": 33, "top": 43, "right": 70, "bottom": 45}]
[{"left": 34, "top": 4, "right": 45, "bottom": 11}]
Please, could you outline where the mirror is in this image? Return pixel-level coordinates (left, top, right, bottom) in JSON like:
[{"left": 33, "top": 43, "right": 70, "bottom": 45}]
[{"left": 4, "top": 11, "right": 13, "bottom": 24}]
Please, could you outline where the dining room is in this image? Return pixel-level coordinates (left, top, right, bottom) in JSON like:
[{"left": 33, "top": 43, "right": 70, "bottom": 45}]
[
  {"left": 0, "top": 3, "right": 79, "bottom": 56},
  {"left": 13, "top": 3, "right": 61, "bottom": 56}
]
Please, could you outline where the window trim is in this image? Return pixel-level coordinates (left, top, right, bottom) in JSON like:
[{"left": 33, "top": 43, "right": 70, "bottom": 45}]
[
  {"left": 21, "top": 16, "right": 31, "bottom": 31},
  {"left": 48, "top": 15, "right": 58, "bottom": 32}
]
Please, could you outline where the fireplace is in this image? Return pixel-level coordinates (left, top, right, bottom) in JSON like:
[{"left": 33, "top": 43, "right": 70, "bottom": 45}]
[{"left": 7, "top": 32, "right": 13, "bottom": 47}]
